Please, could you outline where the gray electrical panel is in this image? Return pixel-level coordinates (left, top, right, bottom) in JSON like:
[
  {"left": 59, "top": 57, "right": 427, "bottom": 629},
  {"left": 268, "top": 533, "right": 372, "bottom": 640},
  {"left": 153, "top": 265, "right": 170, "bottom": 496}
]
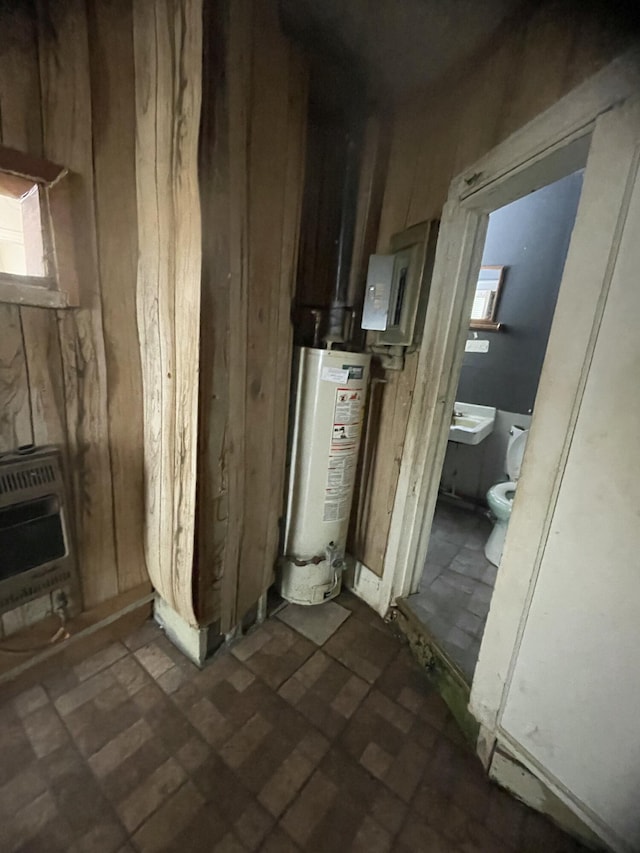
[{"left": 361, "top": 220, "right": 438, "bottom": 346}]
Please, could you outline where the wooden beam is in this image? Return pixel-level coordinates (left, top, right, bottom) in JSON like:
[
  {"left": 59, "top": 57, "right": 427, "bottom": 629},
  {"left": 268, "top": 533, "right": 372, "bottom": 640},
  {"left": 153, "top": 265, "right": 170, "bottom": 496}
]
[{"left": 133, "top": 0, "right": 202, "bottom": 625}]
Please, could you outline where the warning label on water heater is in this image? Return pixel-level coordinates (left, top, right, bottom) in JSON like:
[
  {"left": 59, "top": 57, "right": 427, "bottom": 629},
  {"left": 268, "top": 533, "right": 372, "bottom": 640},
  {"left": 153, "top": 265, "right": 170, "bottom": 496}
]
[{"left": 323, "top": 388, "right": 363, "bottom": 522}]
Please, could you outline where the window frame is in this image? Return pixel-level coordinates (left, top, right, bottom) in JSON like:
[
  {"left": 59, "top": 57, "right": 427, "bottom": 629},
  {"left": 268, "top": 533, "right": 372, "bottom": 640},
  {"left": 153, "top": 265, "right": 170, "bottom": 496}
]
[{"left": 0, "top": 145, "right": 79, "bottom": 310}]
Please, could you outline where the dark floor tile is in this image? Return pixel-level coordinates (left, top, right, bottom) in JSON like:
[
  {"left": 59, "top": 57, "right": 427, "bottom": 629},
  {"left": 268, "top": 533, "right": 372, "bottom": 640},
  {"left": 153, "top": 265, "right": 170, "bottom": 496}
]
[
  {"left": 0, "top": 588, "right": 587, "bottom": 853},
  {"left": 233, "top": 621, "right": 316, "bottom": 690},
  {"left": 262, "top": 824, "right": 301, "bottom": 853},
  {"left": 67, "top": 821, "right": 126, "bottom": 853},
  {"left": 132, "top": 780, "right": 205, "bottom": 853},
  {"left": 51, "top": 763, "right": 120, "bottom": 837},
  {"left": 0, "top": 763, "right": 48, "bottom": 817},
  {"left": 335, "top": 590, "right": 389, "bottom": 634},
  {"left": 369, "top": 787, "right": 408, "bottom": 835},
  {"left": 233, "top": 798, "right": 274, "bottom": 849},
  {"left": 323, "top": 614, "right": 398, "bottom": 683},
  {"left": 121, "top": 619, "right": 163, "bottom": 652},
  {"left": 97, "top": 736, "right": 169, "bottom": 805},
  {"left": 191, "top": 751, "right": 256, "bottom": 823},
  {"left": 0, "top": 715, "right": 37, "bottom": 788},
  {"left": 396, "top": 811, "right": 458, "bottom": 852},
  {"left": 486, "top": 785, "right": 528, "bottom": 848}
]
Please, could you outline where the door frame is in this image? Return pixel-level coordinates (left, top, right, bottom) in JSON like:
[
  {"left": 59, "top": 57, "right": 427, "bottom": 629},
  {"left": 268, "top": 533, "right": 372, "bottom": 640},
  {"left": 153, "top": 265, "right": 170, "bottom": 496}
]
[{"left": 377, "top": 48, "right": 640, "bottom": 648}]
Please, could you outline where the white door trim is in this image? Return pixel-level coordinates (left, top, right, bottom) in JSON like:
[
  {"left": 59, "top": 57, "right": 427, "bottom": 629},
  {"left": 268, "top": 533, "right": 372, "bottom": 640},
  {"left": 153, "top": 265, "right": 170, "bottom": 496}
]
[{"left": 379, "top": 48, "right": 640, "bottom": 624}]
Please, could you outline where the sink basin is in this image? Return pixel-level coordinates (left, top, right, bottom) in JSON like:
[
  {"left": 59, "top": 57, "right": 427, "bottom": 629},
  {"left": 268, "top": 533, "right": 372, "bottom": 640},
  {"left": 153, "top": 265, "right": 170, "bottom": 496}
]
[{"left": 448, "top": 402, "right": 496, "bottom": 445}]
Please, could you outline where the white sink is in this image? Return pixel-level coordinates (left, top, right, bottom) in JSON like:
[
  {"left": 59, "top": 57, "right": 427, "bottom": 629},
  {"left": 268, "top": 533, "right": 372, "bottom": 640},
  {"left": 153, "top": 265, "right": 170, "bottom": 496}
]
[{"left": 448, "top": 402, "right": 496, "bottom": 445}]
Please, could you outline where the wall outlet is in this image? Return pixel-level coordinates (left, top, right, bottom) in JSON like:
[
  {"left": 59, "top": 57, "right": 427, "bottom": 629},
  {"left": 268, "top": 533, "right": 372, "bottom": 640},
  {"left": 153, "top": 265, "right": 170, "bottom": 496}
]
[{"left": 466, "top": 339, "right": 489, "bottom": 353}]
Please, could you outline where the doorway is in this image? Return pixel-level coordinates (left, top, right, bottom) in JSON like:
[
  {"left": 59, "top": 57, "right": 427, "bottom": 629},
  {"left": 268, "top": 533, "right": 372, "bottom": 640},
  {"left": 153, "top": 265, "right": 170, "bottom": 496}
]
[
  {"left": 406, "top": 171, "right": 584, "bottom": 681},
  {"left": 363, "top": 55, "right": 640, "bottom": 737}
]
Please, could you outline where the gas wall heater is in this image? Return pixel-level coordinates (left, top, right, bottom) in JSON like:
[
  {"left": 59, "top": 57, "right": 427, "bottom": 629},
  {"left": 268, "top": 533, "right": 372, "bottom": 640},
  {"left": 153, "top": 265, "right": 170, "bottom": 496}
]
[
  {"left": 0, "top": 446, "right": 79, "bottom": 616},
  {"left": 278, "top": 347, "right": 371, "bottom": 605}
]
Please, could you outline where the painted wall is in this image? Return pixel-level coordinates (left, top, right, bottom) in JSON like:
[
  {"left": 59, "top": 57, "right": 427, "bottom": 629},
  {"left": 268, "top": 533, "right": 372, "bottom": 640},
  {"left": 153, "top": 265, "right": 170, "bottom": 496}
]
[
  {"left": 352, "top": 0, "right": 631, "bottom": 577},
  {"left": 458, "top": 171, "right": 583, "bottom": 414}
]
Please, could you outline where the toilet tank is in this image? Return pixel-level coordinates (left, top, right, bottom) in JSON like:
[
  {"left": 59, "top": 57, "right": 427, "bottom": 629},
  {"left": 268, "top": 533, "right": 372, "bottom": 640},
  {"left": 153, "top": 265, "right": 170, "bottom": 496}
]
[{"left": 506, "top": 427, "right": 529, "bottom": 481}]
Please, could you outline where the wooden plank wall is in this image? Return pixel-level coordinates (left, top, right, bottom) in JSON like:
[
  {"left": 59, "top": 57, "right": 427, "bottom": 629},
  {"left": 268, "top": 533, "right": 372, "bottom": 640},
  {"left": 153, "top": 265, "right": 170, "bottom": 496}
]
[
  {"left": 133, "top": 0, "right": 202, "bottom": 625},
  {"left": 295, "top": 108, "right": 347, "bottom": 312},
  {"left": 353, "top": 2, "right": 630, "bottom": 577},
  {"left": 197, "top": 0, "right": 308, "bottom": 631},
  {"left": 0, "top": 0, "right": 197, "bottom": 626}
]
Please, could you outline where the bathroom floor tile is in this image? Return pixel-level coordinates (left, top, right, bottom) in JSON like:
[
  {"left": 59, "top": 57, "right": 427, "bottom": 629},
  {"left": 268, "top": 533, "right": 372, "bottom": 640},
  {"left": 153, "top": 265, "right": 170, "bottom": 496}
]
[{"left": 407, "top": 500, "right": 496, "bottom": 682}]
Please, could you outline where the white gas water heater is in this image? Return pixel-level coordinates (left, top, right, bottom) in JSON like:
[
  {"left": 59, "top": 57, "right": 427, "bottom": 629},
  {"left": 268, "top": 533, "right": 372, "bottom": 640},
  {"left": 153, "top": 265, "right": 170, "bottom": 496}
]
[
  {"left": 278, "top": 219, "right": 432, "bottom": 606},
  {"left": 278, "top": 347, "right": 371, "bottom": 605}
]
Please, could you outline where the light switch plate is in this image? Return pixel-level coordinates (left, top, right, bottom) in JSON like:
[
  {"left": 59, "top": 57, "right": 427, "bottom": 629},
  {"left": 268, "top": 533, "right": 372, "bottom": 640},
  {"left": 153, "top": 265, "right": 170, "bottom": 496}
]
[{"left": 465, "top": 339, "right": 489, "bottom": 353}]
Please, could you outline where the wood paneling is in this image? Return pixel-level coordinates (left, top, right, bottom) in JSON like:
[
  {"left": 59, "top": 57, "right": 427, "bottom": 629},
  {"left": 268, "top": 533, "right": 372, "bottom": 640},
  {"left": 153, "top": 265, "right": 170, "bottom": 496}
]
[
  {"left": 87, "top": 0, "right": 147, "bottom": 595},
  {"left": 0, "top": 305, "right": 32, "bottom": 451},
  {"left": 133, "top": 0, "right": 202, "bottom": 624},
  {"left": 357, "top": 4, "right": 629, "bottom": 576},
  {"left": 38, "top": 0, "right": 119, "bottom": 607},
  {"left": 0, "top": 0, "right": 176, "bottom": 626},
  {"left": 0, "top": 5, "right": 42, "bottom": 456},
  {"left": 198, "top": 0, "right": 307, "bottom": 631}
]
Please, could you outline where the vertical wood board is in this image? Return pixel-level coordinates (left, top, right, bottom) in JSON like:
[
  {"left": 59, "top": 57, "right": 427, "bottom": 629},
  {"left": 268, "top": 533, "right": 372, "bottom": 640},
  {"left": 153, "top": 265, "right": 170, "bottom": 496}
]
[
  {"left": 133, "top": 0, "right": 202, "bottom": 624},
  {"left": 37, "top": 0, "right": 118, "bottom": 607},
  {"left": 87, "top": 0, "right": 147, "bottom": 593},
  {"left": 235, "top": 0, "right": 291, "bottom": 617}
]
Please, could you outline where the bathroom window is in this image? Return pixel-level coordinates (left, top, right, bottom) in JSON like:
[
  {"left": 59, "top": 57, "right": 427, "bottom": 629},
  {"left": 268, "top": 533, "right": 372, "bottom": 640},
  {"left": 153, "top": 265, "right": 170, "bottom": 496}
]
[{"left": 0, "top": 145, "right": 79, "bottom": 310}]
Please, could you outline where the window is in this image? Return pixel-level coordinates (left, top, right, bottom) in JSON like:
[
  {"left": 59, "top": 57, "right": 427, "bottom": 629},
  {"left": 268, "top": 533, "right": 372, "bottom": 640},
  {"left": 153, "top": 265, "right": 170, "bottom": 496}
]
[{"left": 0, "top": 146, "right": 79, "bottom": 310}]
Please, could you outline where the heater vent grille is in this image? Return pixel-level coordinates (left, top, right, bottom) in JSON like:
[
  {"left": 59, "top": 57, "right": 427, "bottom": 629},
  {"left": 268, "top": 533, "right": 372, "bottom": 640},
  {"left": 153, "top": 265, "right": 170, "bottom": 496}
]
[
  {"left": 0, "top": 446, "right": 78, "bottom": 618},
  {"left": 0, "top": 463, "right": 58, "bottom": 496}
]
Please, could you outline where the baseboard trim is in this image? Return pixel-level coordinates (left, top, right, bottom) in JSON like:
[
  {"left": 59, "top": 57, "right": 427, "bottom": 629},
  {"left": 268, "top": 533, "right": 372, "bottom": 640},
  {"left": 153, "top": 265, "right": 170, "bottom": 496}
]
[
  {"left": 489, "top": 741, "right": 608, "bottom": 851},
  {"left": 344, "top": 557, "right": 385, "bottom": 616},
  {"left": 0, "top": 582, "right": 153, "bottom": 685},
  {"left": 154, "top": 594, "right": 222, "bottom": 666}
]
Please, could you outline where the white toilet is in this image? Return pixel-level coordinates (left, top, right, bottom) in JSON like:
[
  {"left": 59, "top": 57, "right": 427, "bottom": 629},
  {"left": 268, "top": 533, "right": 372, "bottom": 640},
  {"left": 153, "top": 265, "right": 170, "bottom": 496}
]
[{"left": 485, "top": 427, "right": 529, "bottom": 567}]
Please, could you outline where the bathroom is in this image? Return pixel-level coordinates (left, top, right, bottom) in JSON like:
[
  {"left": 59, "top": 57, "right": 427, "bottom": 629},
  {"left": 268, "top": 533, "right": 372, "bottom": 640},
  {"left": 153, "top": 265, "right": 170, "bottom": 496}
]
[{"left": 408, "top": 169, "right": 584, "bottom": 682}]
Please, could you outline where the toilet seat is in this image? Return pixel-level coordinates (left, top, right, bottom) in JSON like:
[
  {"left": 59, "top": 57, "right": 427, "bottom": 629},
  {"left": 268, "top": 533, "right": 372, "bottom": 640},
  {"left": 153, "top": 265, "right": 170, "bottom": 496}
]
[{"left": 487, "top": 480, "right": 516, "bottom": 514}]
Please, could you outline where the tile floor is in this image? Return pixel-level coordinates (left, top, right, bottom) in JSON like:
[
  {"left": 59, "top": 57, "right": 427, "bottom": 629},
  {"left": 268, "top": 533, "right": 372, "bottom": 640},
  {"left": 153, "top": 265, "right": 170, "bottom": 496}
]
[
  {"left": 407, "top": 500, "right": 497, "bottom": 682},
  {"left": 0, "top": 590, "right": 585, "bottom": 852}
]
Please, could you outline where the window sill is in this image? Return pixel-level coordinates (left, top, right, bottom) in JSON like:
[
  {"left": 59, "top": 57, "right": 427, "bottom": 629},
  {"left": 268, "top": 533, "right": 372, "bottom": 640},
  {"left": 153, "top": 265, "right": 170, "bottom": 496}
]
[{"left": 0, "top": 273, "right": 75, "bottom": 310}]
